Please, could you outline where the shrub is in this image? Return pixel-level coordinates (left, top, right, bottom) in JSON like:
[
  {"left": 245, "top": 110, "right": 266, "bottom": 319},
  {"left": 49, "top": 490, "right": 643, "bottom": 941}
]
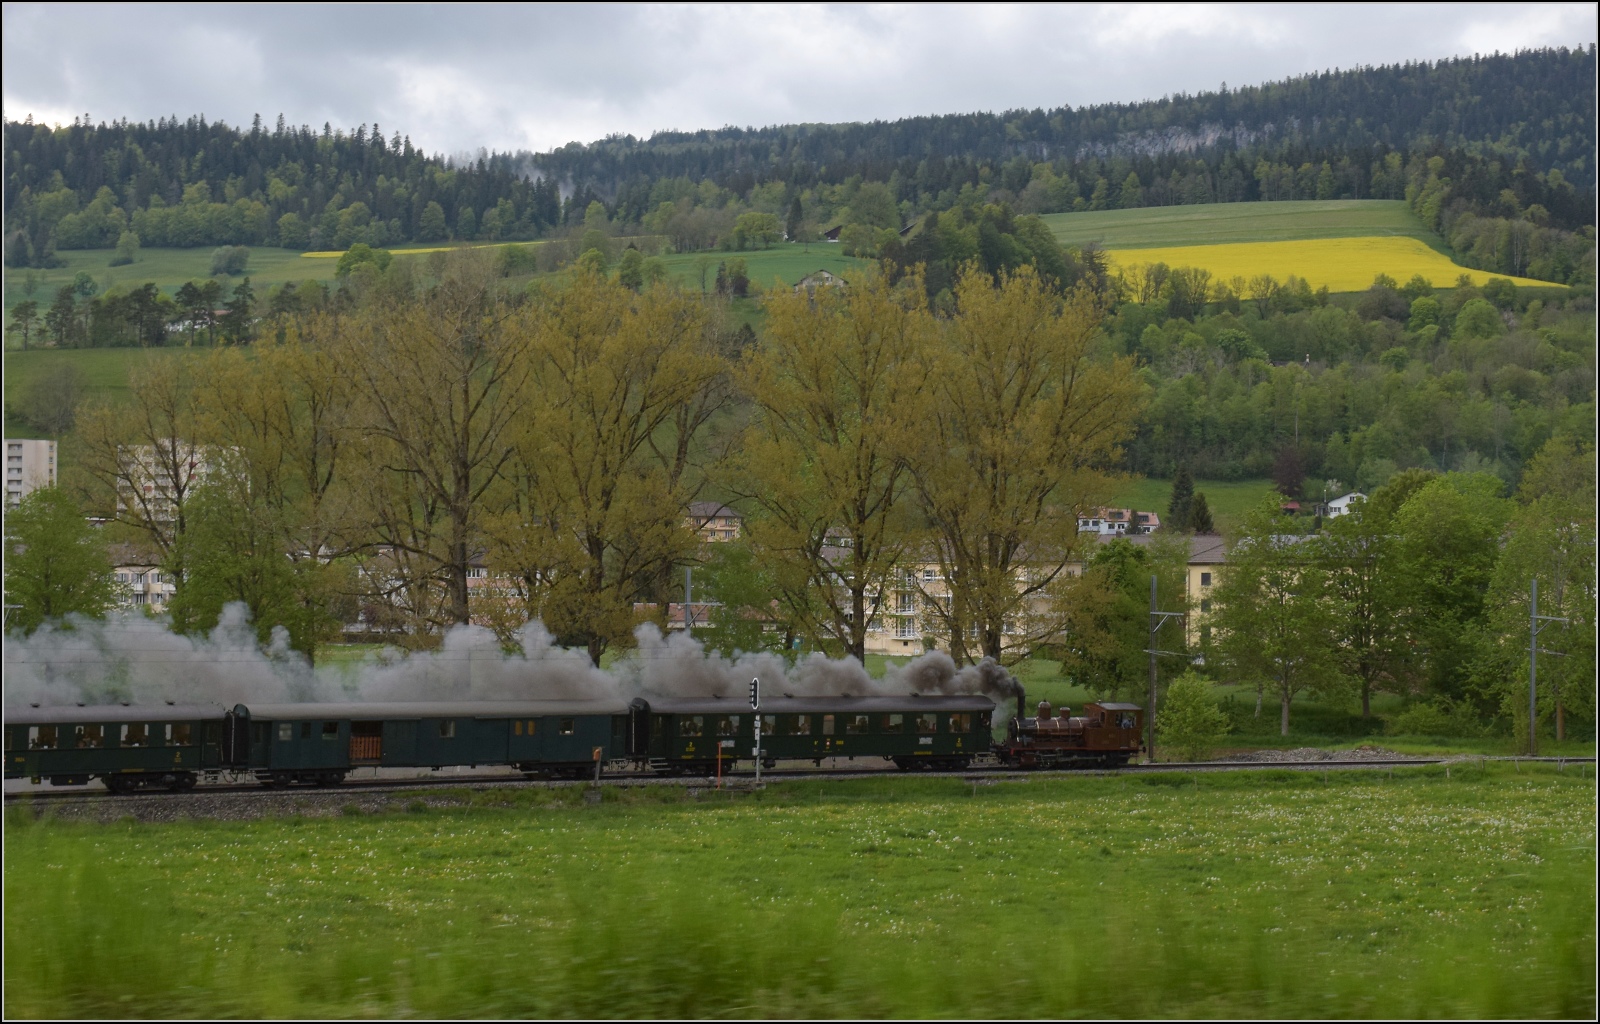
[
  {"left": 1157, "top": 672, "right": 1230, "bottom": 761},
  {"left": 1386, "top": 700, "right": 1486, "bottom": 738}
]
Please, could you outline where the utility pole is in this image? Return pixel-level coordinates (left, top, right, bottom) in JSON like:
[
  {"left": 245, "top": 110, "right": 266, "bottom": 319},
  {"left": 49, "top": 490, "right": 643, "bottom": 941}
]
[
  {"left": 1146, "top": 574, "right": 1187, "bottom": 763},
  {"left": 1528, "top": 577, "right": 1570, "bottom": 755}
]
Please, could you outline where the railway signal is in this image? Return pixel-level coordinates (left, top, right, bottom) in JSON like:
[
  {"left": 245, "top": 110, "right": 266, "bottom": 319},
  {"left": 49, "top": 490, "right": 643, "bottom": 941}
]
[{"left": 751, "top": 677, "right": 762, "bottom": 785}]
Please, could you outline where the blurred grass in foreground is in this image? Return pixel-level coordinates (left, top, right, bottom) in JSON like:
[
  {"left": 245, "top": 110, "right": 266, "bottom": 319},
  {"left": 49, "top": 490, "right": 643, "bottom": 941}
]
[{"left": 6, "top": 766, "right": 1594, "bottom": 1018}]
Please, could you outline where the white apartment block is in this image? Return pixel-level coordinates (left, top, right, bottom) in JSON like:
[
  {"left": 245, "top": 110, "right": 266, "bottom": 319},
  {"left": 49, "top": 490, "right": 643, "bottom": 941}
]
[
  {"left": 115, "top": 441, "right": 221, "bottom": 523},
  {"left": 5, "top": 439, "right": 57, "bottom": 506},
  {"left": 113, "top": 566, "right": 178, "bottom": 612}
]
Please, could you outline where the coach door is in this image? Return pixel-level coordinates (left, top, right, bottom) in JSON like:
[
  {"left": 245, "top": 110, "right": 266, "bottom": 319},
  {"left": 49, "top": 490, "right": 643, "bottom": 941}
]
[
  {"left": 350, "top": 721, "right": 383, "bottom": 765},
  {"left": 381, "top": 720, "right": 417, "bottom": 766}
]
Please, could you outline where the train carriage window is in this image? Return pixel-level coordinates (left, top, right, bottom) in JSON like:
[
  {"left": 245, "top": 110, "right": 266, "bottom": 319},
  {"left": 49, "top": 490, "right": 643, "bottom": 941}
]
[
  {"left": 822, "top": 715, "right": 835, "bottom": 736},
  {"left": 716, "top": 715, "right": 740, "bottom": 737},
  {"left": 559, "top": 719, "right": 575, "bottom": 736},
  {"left": 122, "top": 723, "right": 149, "bottom": 748},
  {"left": 205, "top": 722, "right": 222, "bottom": 744},
  {"left": 253, "top": 722, "right": 270, "bottom": 746},
  {"left": 514, "top": 720, "right": 522, "bottom": 736},
  {"left": 74, "top": 725, "right": 106, "bottom": 749},
  {"left": 172, "top": 724, "right": 192, "bottom": 745},
  {"left": 322, "top": 722, "right": 339, "bottom": 741},
  {"left": 301, "top": 722, "right": 313, "bottom": 740},
  {"left": 278, "top": 722, "right": 294, "bottom": 742},
  {"left": 28, "top": 725, "right": 59, "bottom": 750},
  {"left": 679, "top": 716, "right": 704, "bottom": 738},
  {"left": 879, "top": 714, "right": 904, "bottom": 733},
  {"left": 527, "top": 720, "right": 536, "bottom": 735},
  {"left": 651, "top": 717, "right": 665, "bottom": 740},
  {"left": 845, "top": 714, "right": 869, "bottom": 735},
  {"left": 153, "top": 724, "right": 172, "bottom": 746},
  {"left": 760, "top": 715, "right": 777, "bottom": 735},
  {"left": 783, "top": 715, "right": 812, "bottom": 736},
  {"left": 439, "top": 720, "right": 457, "bottom": 739},
  {"left": 948, "top": 713, "right": 971, "bottom": 734},
  {"left": 3, "top": 727, "right": 11, "bottom": 751},
  {"left": 916, "top": 713, "right": 938, "bottom": 734}
]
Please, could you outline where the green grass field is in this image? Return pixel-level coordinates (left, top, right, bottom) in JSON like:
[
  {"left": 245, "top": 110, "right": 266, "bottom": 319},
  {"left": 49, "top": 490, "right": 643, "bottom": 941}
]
[
  {"left": 652, "top": 243, "right": 872, "bottom": 292},
  {"left": 4, "top": 246, "right": 343, "bottom": 314},
  {"left": 1106, "top": 475, "right": 1278, "bottom": 535},
  {"left": 6, "top": 766, "right": 1592, "bottom": 1018},
  {"left": 3, "top": 346, "right": 208, "bottom": 438},
  {"left": 1042, "top": 200, "right": 1445, "bottom": 252}
]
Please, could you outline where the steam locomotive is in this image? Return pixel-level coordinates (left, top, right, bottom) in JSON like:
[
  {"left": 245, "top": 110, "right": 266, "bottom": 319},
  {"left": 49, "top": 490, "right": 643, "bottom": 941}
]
[{"left": 6, "top": 686, "right": 1143, "bottom": 792}]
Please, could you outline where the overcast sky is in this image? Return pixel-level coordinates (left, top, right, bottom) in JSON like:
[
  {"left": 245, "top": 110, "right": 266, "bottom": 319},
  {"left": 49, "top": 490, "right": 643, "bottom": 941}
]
[{"left": 3, "top": 3, "right": 1594, "bottom": 157}]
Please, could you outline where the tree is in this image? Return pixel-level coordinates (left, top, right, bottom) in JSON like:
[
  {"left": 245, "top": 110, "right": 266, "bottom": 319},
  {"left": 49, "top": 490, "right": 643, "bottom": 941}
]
[
  {"left": 418, "top": 202, "right": 447, "bottom": 243},
  {"left": 76, "top": 355, "right": 208, "bottom": 590},
  {"left": 1056, "top": 535, "right": 1188, "bottom": 698},
  {"left": 110, "top": 230, "right": 140, "bottom": 267},
  {"left": 8, "top": 299, "right": 39, "bottom": 350},
  {"left": 491, "top": 272, "right": 725, "bottom": 663},
  {"left": 1312, "top": 494, "right": 1406, "bottom": 716},
  {"left": 20, "top": 363, "right": 84, "bottom": 437},
  {"left": 1156, "top": 671, "right": 1230, "bottom": 761},
  {"left": 336, "top": 254, "right": 534, "bottom": 631},
  {"left": 1272, "top": 445, "right": 1305, "bottom": 499},
  {"left": 733, "top": 211, "right": 783, "bottom": 250},
  {"left": 786, "top": 196, "right": 804, "bottom": 241},
  {"left": 1389, "top": 474, "right": 1511, "bottom": 703},
  {"left": 335, "top": 243, "right": 393, "bottom": 278},
  {"left": 1167, "top": 466, "right": 1194, "bottom": 530},
  {"left": 908, "top": 266, "right": 1143, "bottom": 663},
  {"left": 616, "top": 247, "right": 645, "bottom": 290},
  {"left": 187, "top": 330, "right": 362, "bottom": 662},
  {"left": 738, "top": 272, "right": 930, "bottom": 661},
  {"left": 44, "top": 285, "right": 78, "bottom": 347},
  {"left": 3, "top": 487, "right": 122, "bottom": 633},
  {"left": 210, "top": 246, "right": 250, "bottom": 276},
  {"left": 1188, "top": 493, "right": 1215, "bottom": 533},
  {"left": 1473, "top": 436, "right": 1595, "bottom": 742},
  {"left": 220, "top": 277, "right": 255, "bottom": 344},
  {"left": 1210, "top": 497, "right": 1346, "bottom": 734}
]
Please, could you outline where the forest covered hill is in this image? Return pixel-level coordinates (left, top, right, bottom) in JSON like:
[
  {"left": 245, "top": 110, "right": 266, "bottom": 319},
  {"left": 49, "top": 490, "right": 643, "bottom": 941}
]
[{"left": 4, "top": 47, "right": 1593, "bottom": 284}]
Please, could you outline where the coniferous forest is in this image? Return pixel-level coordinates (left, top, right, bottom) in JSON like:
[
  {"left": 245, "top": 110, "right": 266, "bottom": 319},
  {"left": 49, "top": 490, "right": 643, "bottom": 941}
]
[{"left": 5, "top": 47, "right": 1594, "bottom": 284}]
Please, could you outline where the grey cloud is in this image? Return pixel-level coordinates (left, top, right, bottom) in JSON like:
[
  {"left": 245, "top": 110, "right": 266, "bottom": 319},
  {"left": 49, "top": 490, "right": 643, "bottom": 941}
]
[{"left": 3, "top": 4, "right": 1594, "bottom": 156}]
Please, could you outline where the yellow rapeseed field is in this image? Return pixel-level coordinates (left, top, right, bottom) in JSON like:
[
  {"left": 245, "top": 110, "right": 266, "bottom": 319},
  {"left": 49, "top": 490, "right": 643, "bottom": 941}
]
[{"left": 1105, "top": 235, "right": 1550, "bottom": 292}]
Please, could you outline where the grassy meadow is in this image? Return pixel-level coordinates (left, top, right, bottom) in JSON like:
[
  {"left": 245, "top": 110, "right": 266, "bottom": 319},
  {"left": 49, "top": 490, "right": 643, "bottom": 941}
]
[
  {"left": 6, "top": 766, "right": 1593, "bottom": 1018},
  {"left": 4, "top": 246, "right": 341, "bottom": 313},
  {"left": 1042, "top": 200, "right": 1441, "bottom": 250}
]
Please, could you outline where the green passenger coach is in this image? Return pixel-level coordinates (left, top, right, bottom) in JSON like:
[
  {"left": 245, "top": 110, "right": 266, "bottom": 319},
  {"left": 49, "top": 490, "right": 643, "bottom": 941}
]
[
  {"left": 636, "top": 695, "right": 994, "bottom": 772},
  {"left": 236, "top": 701, "right": 631, "bottom": 786},
  {"left": 6, "top": 703, "right": 229, "bottom": 792}
]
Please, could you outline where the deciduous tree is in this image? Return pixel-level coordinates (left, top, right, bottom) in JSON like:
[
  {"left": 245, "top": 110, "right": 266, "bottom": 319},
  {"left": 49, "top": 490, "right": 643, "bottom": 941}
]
[
  {"left": 737, "top": 272, "right": 931, "bottom": 661},
  {"left": 908, "top": 266, "right": 1142, "bottom": 663}
]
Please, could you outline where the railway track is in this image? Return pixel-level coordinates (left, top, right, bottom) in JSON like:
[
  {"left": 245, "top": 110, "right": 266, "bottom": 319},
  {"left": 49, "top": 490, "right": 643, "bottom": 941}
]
[{"left": 7, "top": 754, "right": 1591, "bottom": 807}]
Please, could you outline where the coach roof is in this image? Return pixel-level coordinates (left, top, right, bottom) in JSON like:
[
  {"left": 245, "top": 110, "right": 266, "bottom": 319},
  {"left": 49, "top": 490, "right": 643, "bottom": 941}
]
[
  {"left": 6, "top": 703, "right": 228, "bottom": 724},
  {"left": 639, "top": 694, "right": 996, "bottom": 715},
  {"left": 237, "top": 700, "right": 630, "bottom": 720}
]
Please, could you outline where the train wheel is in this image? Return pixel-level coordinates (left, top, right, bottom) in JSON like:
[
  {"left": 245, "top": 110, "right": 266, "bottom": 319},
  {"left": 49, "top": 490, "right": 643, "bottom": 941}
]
[
  {"left": 892, "top": 757, "right": 912, "bottom": 771},
  {"left": 167, "top": 773, "right": 197, "bottom": 792},
  {"left": 104, "top": 775, "right": 131, "bottom": 795}
]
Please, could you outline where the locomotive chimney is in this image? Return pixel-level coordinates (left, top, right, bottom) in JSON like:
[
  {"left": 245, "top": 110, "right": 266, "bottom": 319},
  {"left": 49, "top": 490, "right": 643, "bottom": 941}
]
[{"left": 1015, "top": 684, "right": 1027, "bottom": 724}]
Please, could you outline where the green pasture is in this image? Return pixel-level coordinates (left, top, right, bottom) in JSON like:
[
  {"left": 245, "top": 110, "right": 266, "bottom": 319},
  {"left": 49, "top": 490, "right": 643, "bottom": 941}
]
[
  {"left": 4, "top": 247, "right": 342, "bottom": 313},
  {"left": 1105, "top": 475, "right": 1279, "bottom": 535},
  {"left": 1043, "top": 200, "right": 1444, "bottom": 252},
  {"left": 652, "top": 243, "right": 872, "bottom": 292},
  {"left": 7, "top": 766, "right": 1592, "bottom": 1018},
  {"left": 3, "top": 346, "right": 208, "bottom": 438}
]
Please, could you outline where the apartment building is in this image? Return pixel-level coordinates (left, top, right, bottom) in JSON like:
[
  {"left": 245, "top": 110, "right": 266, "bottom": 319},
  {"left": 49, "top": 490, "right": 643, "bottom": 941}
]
[
  {"left": 860, "top": 532, "right": 1227, "bottom": 656},
  {"left": 4, "top": 439, "right": 57, "bottom": 506}
]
